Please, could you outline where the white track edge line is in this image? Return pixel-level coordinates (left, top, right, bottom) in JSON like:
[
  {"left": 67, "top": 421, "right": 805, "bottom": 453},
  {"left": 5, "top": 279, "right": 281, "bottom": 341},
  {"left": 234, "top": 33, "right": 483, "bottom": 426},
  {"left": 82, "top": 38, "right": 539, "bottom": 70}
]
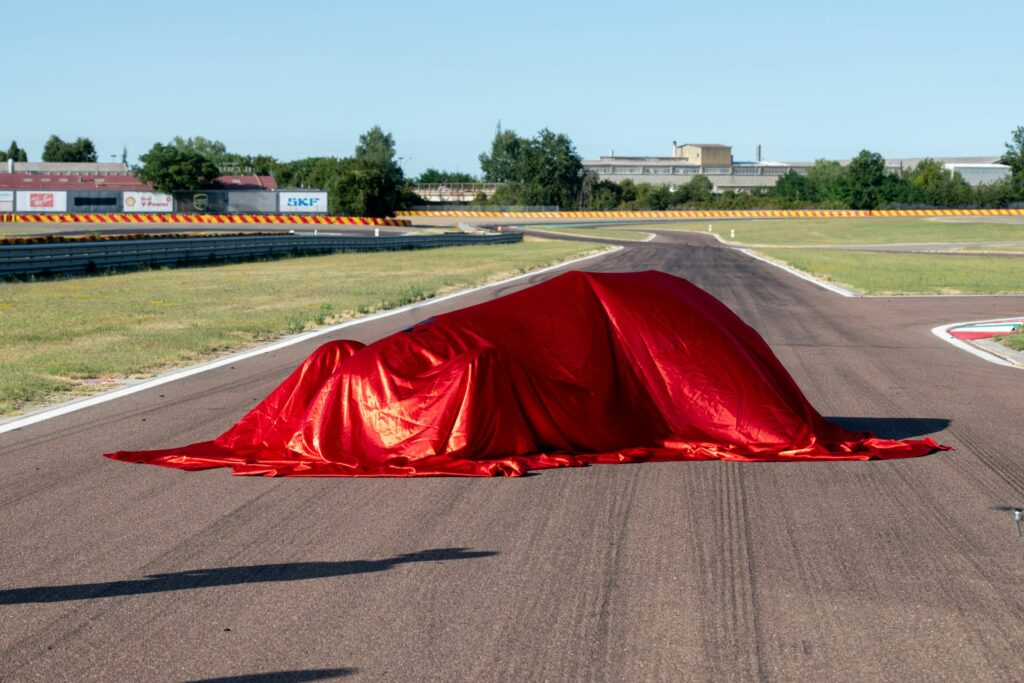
[
  {"left": 931, "top": 318, "right": 1023, "bottom": 369},
  {"left": 734, "top": 247, "right": 857, "bottom": 297},
  {"left": 0, "top": 246, "right": 622, "bottom": 435}
]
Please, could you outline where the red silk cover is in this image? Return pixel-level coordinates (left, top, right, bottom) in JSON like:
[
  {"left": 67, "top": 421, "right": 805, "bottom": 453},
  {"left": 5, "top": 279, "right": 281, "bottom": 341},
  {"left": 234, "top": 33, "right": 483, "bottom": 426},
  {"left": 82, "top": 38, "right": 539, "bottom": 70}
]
[{"left": 106, "top": 271, "right": 946, "bottom": 476}]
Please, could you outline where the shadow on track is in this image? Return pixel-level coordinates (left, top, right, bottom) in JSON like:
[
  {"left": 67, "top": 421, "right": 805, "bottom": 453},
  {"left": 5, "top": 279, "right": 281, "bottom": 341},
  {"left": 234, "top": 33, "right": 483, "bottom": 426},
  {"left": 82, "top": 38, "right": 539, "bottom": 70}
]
[
  {"left": 0, "top": 548, "right": 496, "bottom": 605},
  {"left": 827, "top": 416, "right": 951, "bottom": 440},
  {"left": 186, "top": 668, "right": 357, "bottom": 683}
]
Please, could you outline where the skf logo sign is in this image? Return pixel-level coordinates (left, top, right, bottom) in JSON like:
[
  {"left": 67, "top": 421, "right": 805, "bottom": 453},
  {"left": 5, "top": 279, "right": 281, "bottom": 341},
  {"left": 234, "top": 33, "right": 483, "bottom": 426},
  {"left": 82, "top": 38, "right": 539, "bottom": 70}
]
[
  {"left": 30, "top": 193, "right": 55, "bottom": 208},
  {"left": 287, "top": 197, "right": 320, "bottom": 207}
]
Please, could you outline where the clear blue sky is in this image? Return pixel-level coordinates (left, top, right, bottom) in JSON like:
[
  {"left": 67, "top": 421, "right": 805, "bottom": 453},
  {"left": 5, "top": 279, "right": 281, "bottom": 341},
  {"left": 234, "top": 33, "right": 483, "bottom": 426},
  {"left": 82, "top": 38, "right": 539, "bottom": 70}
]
[{"left": 5, "top": 0, "right": 1021, "bottom": 176}]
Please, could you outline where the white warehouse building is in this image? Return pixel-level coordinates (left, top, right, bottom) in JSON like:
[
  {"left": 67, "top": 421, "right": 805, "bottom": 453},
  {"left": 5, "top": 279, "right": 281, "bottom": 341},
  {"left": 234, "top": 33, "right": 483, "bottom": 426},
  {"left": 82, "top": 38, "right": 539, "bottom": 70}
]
[{"left": 582, "top": 144, "right": 1011, "bottom": 192}]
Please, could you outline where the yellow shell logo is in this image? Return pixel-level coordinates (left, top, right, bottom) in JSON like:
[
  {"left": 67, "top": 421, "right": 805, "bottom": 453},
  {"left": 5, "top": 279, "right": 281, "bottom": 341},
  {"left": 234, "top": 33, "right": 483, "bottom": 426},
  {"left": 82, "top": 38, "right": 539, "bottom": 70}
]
[{"left": 126, "top": 196, "right": 136, "bottom": 207}]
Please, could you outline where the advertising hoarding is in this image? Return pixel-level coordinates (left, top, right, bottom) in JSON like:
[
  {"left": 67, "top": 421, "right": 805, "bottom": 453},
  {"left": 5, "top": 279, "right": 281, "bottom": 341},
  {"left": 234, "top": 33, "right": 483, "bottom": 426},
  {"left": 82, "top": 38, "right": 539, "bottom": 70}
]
[
  {"left": 16, "top": 191, "right": 68, "bottom": 212},
  {"left": 279, "top": 191, "right": 328, "bottom": 214},
  {"left": 226, "top": 191, "right": 277, "bottom": 213},
  {"left": 174, "top": 191, "right": 228, "bottom": 213},
  {"left": 0, "top": 190, "right": 12, "bottom": 213},
  {"left": 123, "top": 191, "right": 174, "bottom": 213}
]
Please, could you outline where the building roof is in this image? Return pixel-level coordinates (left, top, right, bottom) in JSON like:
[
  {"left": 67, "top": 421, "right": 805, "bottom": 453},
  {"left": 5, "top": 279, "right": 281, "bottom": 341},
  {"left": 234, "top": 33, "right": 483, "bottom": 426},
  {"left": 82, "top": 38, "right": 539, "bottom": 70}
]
[
  {"left": 216, "top": 175, "right": 278, "bottom": 190},
  {"left": 6, "top": 161, "right": 129, "bottom": 174},
  {"left": 679, "top": 143, "right": 731, "bottom": 148},
  {"left": 0, "top": 173, "right": 151, "bottom": 191}
]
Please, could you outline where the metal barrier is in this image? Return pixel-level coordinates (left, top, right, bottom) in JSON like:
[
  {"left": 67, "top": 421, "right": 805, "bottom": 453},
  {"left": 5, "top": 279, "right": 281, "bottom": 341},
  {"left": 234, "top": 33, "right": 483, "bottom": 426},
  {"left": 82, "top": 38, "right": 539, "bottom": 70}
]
[{"left": 0, "top": 232, "right": 523, "bottom": 278}]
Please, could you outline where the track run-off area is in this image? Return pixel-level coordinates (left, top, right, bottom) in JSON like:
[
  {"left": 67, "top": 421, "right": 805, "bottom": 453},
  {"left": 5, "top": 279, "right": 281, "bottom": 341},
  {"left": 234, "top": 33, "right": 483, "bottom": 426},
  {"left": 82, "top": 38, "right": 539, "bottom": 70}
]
[{"left": 2, "top": 227, "right": 1023, "bottom": 681}]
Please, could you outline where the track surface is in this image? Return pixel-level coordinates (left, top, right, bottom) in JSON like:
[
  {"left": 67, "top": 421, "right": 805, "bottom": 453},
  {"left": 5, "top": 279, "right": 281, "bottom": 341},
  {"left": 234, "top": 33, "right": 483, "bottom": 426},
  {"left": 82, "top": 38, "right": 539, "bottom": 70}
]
[{"left": 2, "top": 231, "right": 1023, "bottom": 681}]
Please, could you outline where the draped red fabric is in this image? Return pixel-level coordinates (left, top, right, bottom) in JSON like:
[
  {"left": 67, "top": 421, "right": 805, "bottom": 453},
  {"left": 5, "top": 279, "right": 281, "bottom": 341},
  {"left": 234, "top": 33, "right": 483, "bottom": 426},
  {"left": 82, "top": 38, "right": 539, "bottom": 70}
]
[{"left": 106, "top": 271, "right": 946, "bottom": 476}]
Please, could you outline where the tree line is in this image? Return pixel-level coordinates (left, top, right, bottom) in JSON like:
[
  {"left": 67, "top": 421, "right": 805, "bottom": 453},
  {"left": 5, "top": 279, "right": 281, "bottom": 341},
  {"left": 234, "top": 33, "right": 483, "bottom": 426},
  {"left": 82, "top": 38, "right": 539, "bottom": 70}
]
[
  {"left": 4, "top": 125, "right": 1023, "bottom": 215},
  {"left": 459, "top": 125, "right": 1024, "bottom": 211}
]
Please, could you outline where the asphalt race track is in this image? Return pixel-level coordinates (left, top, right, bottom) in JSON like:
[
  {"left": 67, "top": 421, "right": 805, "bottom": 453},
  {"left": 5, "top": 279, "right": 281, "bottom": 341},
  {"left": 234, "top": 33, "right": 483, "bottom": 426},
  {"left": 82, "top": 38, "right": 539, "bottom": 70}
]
[{"left": 2, "top": 231, "right": 1023, "bottom": 681}]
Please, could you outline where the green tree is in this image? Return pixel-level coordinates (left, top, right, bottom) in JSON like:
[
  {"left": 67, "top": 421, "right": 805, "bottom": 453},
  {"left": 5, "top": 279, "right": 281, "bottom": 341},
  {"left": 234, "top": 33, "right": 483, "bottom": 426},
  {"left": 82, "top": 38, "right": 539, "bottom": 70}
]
[
  {"left": 479, "top": 129, "right": 528, "bottom": 183},
  {"left": 479, "top": 127, "right": 583, "bottom": 209},
  {"left": 588, "top": 182, "right": 622, "bottom": 210},
  {"left": 842, "top": 150, "right": 887, "bottom": 209},
  {"left": 135, "top": 142, "right": 221, "bottom": 193},
  {"left": 772, "top": 170, "right": 816, "bottom": 204},
  {"left": 121, "top": 146, "right": 128, "bottom": 165},
  {"left": 905, "top": 158, "right": 971, "bottom": 207},
  {"left": 416, "top": 169, "right": 479, "bottom": 184},
  {"left": 805, "top": 159, "right": 845, "bottom": 205},
  {"left": 42, "top": 135, "right": 98, "bottom": 162},
  {"left": 686, "top": 174, "right": 714, "bottom": 204},
  {"left": 1, "top": 140, "right": 28, "bottom": 162},
  {"left": 171, "top": 136, "right": 227, "bottom": 164},
  {"left": 1000, "top": 126, "right": 1024, "bottom": 177}
]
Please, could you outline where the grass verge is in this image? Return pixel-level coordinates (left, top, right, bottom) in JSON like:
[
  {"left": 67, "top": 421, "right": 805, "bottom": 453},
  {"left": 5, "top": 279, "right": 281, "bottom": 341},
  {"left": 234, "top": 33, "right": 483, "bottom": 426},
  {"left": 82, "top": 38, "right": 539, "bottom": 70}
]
[
  {"left": 999, "top": 332, "right": 1024, "bottom": 352},
  {"left": 0, "top": 237, "right": 605, "bottom": 416},
  {"left": 651, "top": 217, "right": 1024, "bottom": 246},
  {"left": 757, "top": 248, "right": 1024, "bottom": 295},
  {"left": 526, "top": 226, "right": 652, "bottom": 241}
]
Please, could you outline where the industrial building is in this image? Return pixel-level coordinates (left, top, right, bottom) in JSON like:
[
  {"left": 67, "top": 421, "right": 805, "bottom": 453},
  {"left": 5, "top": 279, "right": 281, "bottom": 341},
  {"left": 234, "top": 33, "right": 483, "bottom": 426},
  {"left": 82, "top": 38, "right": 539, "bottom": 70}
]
[
  {"left": 582, "top": 144, "right": 1012, "bottom": 193},
  {"left": 0, "top": 161, "right": 327, "bottom": 214}
]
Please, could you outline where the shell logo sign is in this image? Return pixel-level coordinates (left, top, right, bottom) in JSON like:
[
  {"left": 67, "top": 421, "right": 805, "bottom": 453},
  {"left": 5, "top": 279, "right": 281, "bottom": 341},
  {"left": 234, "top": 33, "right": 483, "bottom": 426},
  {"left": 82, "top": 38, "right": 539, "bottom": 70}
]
[{"left": 123, "top": 192, "right": 174, "bottom": 213}]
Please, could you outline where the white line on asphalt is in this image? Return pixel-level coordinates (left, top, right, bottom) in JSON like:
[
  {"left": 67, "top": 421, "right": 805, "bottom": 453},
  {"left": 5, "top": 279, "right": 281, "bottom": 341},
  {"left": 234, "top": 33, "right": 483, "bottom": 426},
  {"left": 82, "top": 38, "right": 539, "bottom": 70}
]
[
  {"left": 0, "top": 247, "right": 622, "bottom": 436},
  {"left": 930, "top": 319, "right": 1022, "bottom": 369},
  {"left": 734, "top": 247, "right": 858, "bottom": 297}
]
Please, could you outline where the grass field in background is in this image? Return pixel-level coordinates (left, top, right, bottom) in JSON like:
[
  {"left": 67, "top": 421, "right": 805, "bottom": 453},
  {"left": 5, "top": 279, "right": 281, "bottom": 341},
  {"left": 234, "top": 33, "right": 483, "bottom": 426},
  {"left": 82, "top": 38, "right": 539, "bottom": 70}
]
[
  {"left": 651, "top": 217, "right": 1024, "bottom": 246},
  {"left": 526, "top": 226, "right": 652, "bottom": 241},
  {"left": 0, "top": 237, "right": 604, "bottom": 416},
  {"left": 758, "top": 248, "right": 1024, "bottom": 295}
]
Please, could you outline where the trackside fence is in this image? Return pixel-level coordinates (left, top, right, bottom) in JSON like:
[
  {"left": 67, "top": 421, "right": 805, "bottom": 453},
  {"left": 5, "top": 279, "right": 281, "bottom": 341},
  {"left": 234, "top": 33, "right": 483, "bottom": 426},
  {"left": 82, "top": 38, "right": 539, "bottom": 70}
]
[
  {"left": 397, "top": 208, "right": 1024, "bottom": 219},
  {"left": 0, "top": 232, "right": 522, "bottom": 278}
]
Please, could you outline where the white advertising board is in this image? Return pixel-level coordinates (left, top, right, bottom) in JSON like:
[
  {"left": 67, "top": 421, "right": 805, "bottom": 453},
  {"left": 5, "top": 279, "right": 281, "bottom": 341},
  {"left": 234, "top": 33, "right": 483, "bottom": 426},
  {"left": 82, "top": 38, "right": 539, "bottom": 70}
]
[
  {"left": 123, "top": 191, "right": 174, "bottom": 213},
  {"left": 16, "top": 190, "right": 67, "bottom": 212},
  {"left": 0, "top": 190, "right": 12, "bottom": 213},
  {"left": 279, "top": 191, "right": 328, "bottom": 214}
]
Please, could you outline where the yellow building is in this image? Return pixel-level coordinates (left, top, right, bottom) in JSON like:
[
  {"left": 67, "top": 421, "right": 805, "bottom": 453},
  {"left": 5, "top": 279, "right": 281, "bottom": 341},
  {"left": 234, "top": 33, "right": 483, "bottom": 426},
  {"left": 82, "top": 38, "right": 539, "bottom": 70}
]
[{"left": 672, "top": 143, "right": 732, "bottom": 166}]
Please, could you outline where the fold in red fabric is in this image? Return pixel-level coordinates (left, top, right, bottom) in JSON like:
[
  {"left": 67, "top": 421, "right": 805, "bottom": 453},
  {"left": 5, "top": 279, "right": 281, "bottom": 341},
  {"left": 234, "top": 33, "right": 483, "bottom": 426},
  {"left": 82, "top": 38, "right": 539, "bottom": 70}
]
[{"left": 106, "top": 271, "right": 947, "bottom": 476}]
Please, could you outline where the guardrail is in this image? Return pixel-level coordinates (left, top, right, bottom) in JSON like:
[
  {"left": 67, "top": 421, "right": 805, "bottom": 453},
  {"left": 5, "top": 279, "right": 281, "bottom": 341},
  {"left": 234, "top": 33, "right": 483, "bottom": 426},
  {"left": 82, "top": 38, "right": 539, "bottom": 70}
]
[
  {"left": 0, "top": 213, "right": 412, "bottom": 226},
  {"left": 0, "top": 232, "right": 522, "bottom": 278}
]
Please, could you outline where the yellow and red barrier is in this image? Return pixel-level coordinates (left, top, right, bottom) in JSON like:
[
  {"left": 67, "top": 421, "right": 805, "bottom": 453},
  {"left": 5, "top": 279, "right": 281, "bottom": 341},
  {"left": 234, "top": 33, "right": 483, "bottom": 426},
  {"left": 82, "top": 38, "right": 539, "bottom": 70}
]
[
  {"left": 397, "top": 208, "right": 1024, "bottom": 219},
  {"left": 0, "top": 213, "right": 411, "bottom": 226}
]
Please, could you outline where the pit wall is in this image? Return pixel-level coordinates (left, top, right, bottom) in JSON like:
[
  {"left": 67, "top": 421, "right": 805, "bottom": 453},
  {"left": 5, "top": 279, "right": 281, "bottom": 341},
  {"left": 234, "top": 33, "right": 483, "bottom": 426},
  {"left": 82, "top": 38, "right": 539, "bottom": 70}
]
[
  {"left": 0, "top": 214, "right": 411, "bottom": 226},
  {"left": 398, "top": 209, "right": 1024, "bottom": 219}
]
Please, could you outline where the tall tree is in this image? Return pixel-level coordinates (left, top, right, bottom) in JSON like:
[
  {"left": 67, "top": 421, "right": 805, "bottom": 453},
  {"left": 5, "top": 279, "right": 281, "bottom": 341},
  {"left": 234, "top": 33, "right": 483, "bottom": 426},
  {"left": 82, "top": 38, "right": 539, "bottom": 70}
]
[
  {"left": 41, "top": 135, "right": 97, "bottom": 162},
  {"left": 135, "top": 142, "right": 221, "bottom": 193},
  {"left": 772, "top": 170, "right": 816, "bottom": 203},
  {"left": 478, "top": 127, "right": 584, "bottom": 209},
  {"left": 2, "top": 140, "right": 28, "bottom": 162},
  {"left": 805, "top": 159, "right": 845, "bottom": 205},
  {"left": 842, "top": 150, "right": 887, "bottom": 209},
  {"left": 906, "top": 158, "right": 970, "bottom": 207},
  {"left": 1001, "top": 126, "right": 1024, "bottom": 178},
  {"left": 479, "top": 130, "right": 527, "bottom": 183},
  {"left": 171, "top": 136, "right": 227, "bottom": 164}
]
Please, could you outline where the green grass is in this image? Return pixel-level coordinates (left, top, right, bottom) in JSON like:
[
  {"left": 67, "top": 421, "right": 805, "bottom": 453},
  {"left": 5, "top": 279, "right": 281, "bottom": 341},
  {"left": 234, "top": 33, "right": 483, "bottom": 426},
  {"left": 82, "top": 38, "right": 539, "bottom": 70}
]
[
  {"left": 0, "top": 237, "right": 603, "bottom": 415},
  {"left": 758, "top": 248, "right": 1024, "bottom": 295},
  {"left": 648, "top": 217, "right": 1024, "bottom": 246},
  {"left": 526, "top": 226, "right": 652, "bottom": 241},
  {"left": 1000, "top": 332, "right": 1024, "bottom": 352}
]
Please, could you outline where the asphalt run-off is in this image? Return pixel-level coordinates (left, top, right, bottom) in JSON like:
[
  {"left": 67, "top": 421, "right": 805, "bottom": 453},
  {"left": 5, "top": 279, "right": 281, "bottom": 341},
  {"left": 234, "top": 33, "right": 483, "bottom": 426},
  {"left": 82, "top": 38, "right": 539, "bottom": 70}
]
[{"left": 2, "top": 228, "right": 1023, "bottom": 681}]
